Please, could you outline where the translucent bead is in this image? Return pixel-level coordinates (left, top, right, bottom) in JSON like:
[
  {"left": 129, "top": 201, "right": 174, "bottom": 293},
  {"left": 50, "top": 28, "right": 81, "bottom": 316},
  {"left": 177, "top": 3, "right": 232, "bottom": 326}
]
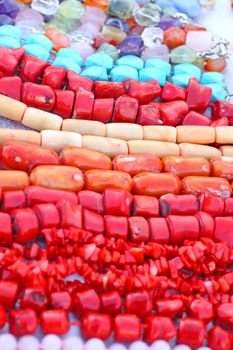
[
  {"left": 31, "top": 0, "right": 59, "bottom": 16},
  {"left": 110, "top": 345, "right": 127, "bottom": 350},
  {"left": 63, "top": 336, "right": 84, "bottom": 350},
  {"left": 15, "top": 8, "right": 44, "bottom": 27},
  {"left": 186, "top": 31, "right": 213, "bottom": 52},
  {"left": 68, "top": 30, "right": 93, "bottom": 45},
  {"left": 151, "top": 340, "right": 171, "bottom": 350},
  {"left": 129, "top": 341, "right": 149, "bottom": 350},
  {"left": 141, "top": 27, "right": 164, "bottom": 47},
  {"left": 18, "top": 336, "right": 40, "bottom": 350},
  {"left": 45, "top": 13, "right": 77, "bottom": 33},
  {"left": 163, "top": 6, "right": 177, "bottom": 16},
  {"left": 134, "top": 3, "right": 161, "bottom": 26},
  {"left": 102, "top": 25, "right": 127, "bottom": 44},
  {"left": 71, "top": 41, "right": 95, "bottom": 60},
  {"left": 170, "top": 45, "right": 196, "bottom": 64},
  {"left": 142, "top": 44, "right": 170, "bottom": 62},
  {"left": 78, "top": 23, "right": 100, "bottom": 39},
  {"left": 108, "top": 0, "right": 139, "bottom": 19},
  {"left": 97, "top": 43, "right": 119, "bottom": 61},
  {"left": 80, "top": 6, "right": 106, "bottom": 29},
  {"left": 173, "top": 346, "right": 191, "bottom": 350},
  {"left": 59, "top": 0, "right": 85, "bottom": 20},
  {"left": 41, "top": 335, "right": 62, "bottom": 350},
  {"left": 0, "top": 334, "right": 17, "bottom": 350},
  {"left": 84, "top": 0, "right": 109, "bottom": 11},
  {"left": 85, "top": 338, "right": 106, "bottom": 350},
  {"left": 16, "top": 20, "right": 42, "bottom": 39}
]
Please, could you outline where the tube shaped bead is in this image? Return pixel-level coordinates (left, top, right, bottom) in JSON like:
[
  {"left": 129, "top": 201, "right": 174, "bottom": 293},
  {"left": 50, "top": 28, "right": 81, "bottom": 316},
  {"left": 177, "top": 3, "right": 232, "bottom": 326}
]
[
  {"left": 0, "top": 128, "right": 40, "bottom": 145},
  {"left": 1, "top": 190, "right": 26, "bottom": 213},
  {"left": 162, "top": 156, "right": 210, "bottom": 178},
  {"left": 159, "top": 194, "right": 199, "bottom": 216},
  {"left": 41, "top": 130, "right": 82, "bottom": 152},
  {"left": 220, "top": 146, "right": 233, "bottom": 156},
  {"left": 84, "top": 170, "right": 132, "bottom": 193},
  {"left": 128, "top": 141, "right": 180, "bottom": 157},
  {"left": 0, "top": 170, "right": 29, "bottom": 190},
  {"left": 82, "top": 136, "right": 128, "bottom": 158},
  {"left": 106, "top": 123, "right": 143, "bottom": 140},
  {"left": 0, "top": 94, "right": 26, "bottom": 121},
  {"left": 25, "top": 186, "right": 78, "bottom": 206},
  {"left": 22, "top": 107, "right": 62, "bottom": 131},
  {"left": 181, "top": 176, "right": 231, "bottom": 197},
  {"left": 167, "top": 215, "right": 200, "bottom": 245},
  {"left": 177, "top": 126, "right": 215, "bottom": 144},
  {"left": 41, "top": 310, "right": 69, "bottom": 335},
  {"left": 216, "top": 126, "right": 233, "bottom": 144},
  {"left": 113, "top": 154, "right": 162, "bottom": 176},
  {"left": 210, "top": 157, "right": 233, "bottom": 181},
  {"left": 62, "top": 119, "right": 106, "bottom": 137},
  {"left": 179, "top": 143, "right": 221, "bottom": 159},
  {"left": 143, "top": 126, "right": 177, "bottom": 143}
]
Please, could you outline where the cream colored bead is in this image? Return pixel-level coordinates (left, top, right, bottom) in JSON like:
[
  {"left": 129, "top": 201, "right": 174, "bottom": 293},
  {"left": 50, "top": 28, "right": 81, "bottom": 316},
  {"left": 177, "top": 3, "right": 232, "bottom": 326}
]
[
  {"left": 143, "top": 126, "right": 177, "bottom": 143},
  {"left": 0, "top": 94, "right": 27, "bottom": 121},
  {"left": 22, "top": 108, "right": 62, "bottom": 131},
  {"left": 82, "top": 136, "right": 128, "bottom": 158},
  {"left": 180, "top": 143, "right": 221, "bottom": 159},
  {"left": 62, "top": 119, "right": 106, "bottom": 137},
  {"left": 220, "top": 146, "right": 233, "bottom": 156},
  {"left": 128, "top": 140, "right": 180, "bottom": 157},
  {"left": 216, "top": 127, "right": 233, "bottom": 144},
  {"left": 177, "top": 126, "right": 215, "bottom": 144},
  {"left": 106, "top": 123, "right": 143, "bottom": 141},
  {"left": 0, "top": 128, "right": 40, "bottom": 145},
  {"left": 41, "top": 130, "right": 82, "bottom": 152}
]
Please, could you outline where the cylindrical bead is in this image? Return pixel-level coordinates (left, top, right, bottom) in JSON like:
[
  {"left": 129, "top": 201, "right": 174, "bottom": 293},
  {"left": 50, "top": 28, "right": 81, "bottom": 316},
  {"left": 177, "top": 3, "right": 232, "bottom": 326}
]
[
  {"left": 177, "top": 126, "right": 215, "bottom": 144},
  {"left": 162, "top": 156, "right": 211, "bottom": 178},
  {"left": 159, "top": 194, "right": 199, "bottom": 216},
  {"left": 128, "top": 141, "right": 180, "bottom": 157},
  {"left": 0, "top": 94, "right": 26, "bottom": 121},
  {"left": 216, "top": 126, "right": 233, "bottom": 144},
  {"left": 179, "top": 143, "right": 221, "bottom": 159},
  {"left": 0, "top": 128, "right": 40, "bottom": 145},
  {"left": 210, "top": 157, "right": 233, "bottom": 181},
  {"left": 62, "top": 119, "right": 106, "bottom": 137},
  {"left": 0, "top": 170, "right": 29, "bottom": 190},
  {"left": 220, "top": 146, "right": 233, "bottom": 156},
  {"left": 22, "top": 107, "right": 62, "bottom": 131},
  {"left": 181, "top": 176, "right": 231, "bottom": 198},
  {"left": 113, "top": 154, "right": 162, "bottom": 176},
  {"left": 84, "top": 170, "right": 132, "bottom": 193},
  {"left": 82, "top": 136, "right": 128, "bottom": 158},
  {"left": 25, "top": 186, "right": 78, "bottom": 206},
  {"left": 41, "top": 130, "right": 82, "bottom": 152},
  {"left": 106, "top": 123, "right": 143, "bottom": 140},
  {"left": 143, "top": 126, "right": 177, "bottom": 143},
  {"left": 167, "top": 215, "right": 200, "bottom": 245}
]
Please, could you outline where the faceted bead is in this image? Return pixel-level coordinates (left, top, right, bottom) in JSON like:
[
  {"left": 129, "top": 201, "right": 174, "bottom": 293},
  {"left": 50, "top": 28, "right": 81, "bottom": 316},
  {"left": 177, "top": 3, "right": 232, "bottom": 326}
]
[
  {"left": 142, "top": 44, "right": 169, "bottom": 62},
  {"left": 78, "top": 23, "right": 100, "bottom": 39},
  {"left": 108, "top": 0, "right": 138, "bottom": 19},
  {"left": 81, "top": 6, "right": 106, "bottom": 29},
  {"left": 98, "top": 43, "right": 119, "bottom": 61},
  {"left": 16, "top": 21, "right": 41, "bottom": 40},
  {"left": 102, "top": 25, "right": 127, "bottom": 44},
  {"left": 159, "top": 16, "right": 182, "bottom": 30},
  {"left": 63, "top": 337, "right": 84, "bottom": 350},
  {"left": 0, "top": 334, "right": 17, "bottom": 350},
  {"left": 205, "top": 57, "right": 227, "bottom": 72},
  {"left": 118, "top": 34, "right": 143, "bottom": 57},
  {"left": 68, "top": 30, "right": 94, "bottom": 46},
  {"left": 41, "top": 335, "right": 62, "bottom": 350},
  {"left": 59, "top": 0, "right": 85, "bottom": 19},
  {"left": 31, "top": 0, "right": 59, "bottom": 16},
  {"left": 151, "top": 340, "right": 171, "bottom": 350},
  {"left": 45, "top": 28, "right": 69, "bottom": 51},
  {"left": 84, "top": 0, "right": 109, "bottom": 11},
  {"left": 171, "top": 45, "right": 196, "bottom": 64},
  {"left": 134, "top": 4, "right": 161, "bottom": 26},
  {"left": 45, "top": 12, "right": 76, "bottom": 33},
  {"left": 85, "top": 338, "right": 106, "bottom": 350},
  {"left": 186, "top": 30, "right": 212, "bottom": 52},
  {"left": 163, "top": 27, "right": 186, "bottom": 49},
  {"left": 141, "top": 27, "right": 164, "bottom": 48},
  {"left": 105, "top": 18, "right": 130, "bottom": 32},
  {"left": 18, "top": 336, "right": 40, "bottom": 350},
  {"left": 0, "top": 0, "right": 19, "bottom": 18}
]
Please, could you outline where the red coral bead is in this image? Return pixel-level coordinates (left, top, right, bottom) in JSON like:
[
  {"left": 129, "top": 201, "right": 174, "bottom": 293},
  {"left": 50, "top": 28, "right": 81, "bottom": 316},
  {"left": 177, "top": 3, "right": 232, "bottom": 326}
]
[
  {"left": 199, "top": 193, "right": 225, "bottom": 217},
  {"left": 0, "top": 212, "right": 12, "bottom": 246},
  {"left": 83, "top": 208, "right": 104, "bottom": 235},
  {"left": 148, "top": 217, "right": 170, "bottom": 244},
  {"left": 11, "top": 208, "right": 39, "bottom": 243},
  {"left": 211, "top": 117, "right": 229, "bottom": 126},
  {"left": 33, "top": 203, "right": 60, "bottom": 229},
  {"left": 161, "top": 82, "right": 186, "bottom": 101},
  {"left": 0, "top": 305, "right": 6, "bottom": 329},
  {"left": 101, "top": 291, "right": 122, "bottom": 315},
  {"left": 113, "top": 95, "right": 139, "bottom": 123},
  {"left": 94, "top": 81, "right": 125, "bottom": 99},
  {"left": 124, "top": 79, "right": 161, "bottom": 105},
  {"left": 128, "top": 216, "right": 150, "bottom": 243},
  {"left": 155, "top": 299, "right": 183, "bottom": 317},
  {"left": 22, "top": 82, "right": 55, "bottom": 111},
  {"left": 178, "top": 318, "right": 205, "bottom": 348},
  {"left": 42, "top": 65, "right": 66, "bottom": 89},
  {"left": 103, "top": 188, "right": 133, "bottom": 217},
  {"left": 0, "top": 281, "right": 19, "bottom": 308},
  {"left": 133, "top": 195, "right": 159, "bottom": 217},
  {"left": 78, "top": 190, "right": 104, "bottom": 214},
  {"left": 159, "top": 101, "right": 189, "bottom": 126},
  {"left": 114, "top": 314, "right": 141, "bottom": 342},
  {"left": 67, "top": 70, "right": 93, "bottom": 92},
  {"left": 189, "top": 299, "right": 214, "bottom": 323},
  {"left": 137, "top": 104, "right": 162, "bottom": 125},
  {"left": 73, "top": 88, "right": 95, "bottom": 120},
  {"left": 9, "top": 309, "right": 37, "bottom": 336},
  {"left": 20, "top": 55, "right": 49, "bottom": 82},
  {"left": 0, "top": 76, "right": 22, "bottom": 100},
  {"left": 25, "top": 186, "right": 78, "bottom": 206},
  {"left": 126, "top": 290, "right": 152, "bottom": 318},
  {"left": 52, "top": 90, "right": 75, "bottom": 119},
  {"left": 217, "top": 303, "right": 233, "bottom": 329},
  {"left": 105, "top": 215, "right": 128, "bottom": 240},
  {"left": 82, "top": 313, "right": 112, "bottom": 340},
  {"left": 0, "top": 47, "right": 19, "bottom": 76},
  {"left": 50, "top": 291, "right": 72, "bottom": 311},
  {"left": 21, "top": 287, "right": 48, "bottom": 312},
  {"left": 74, "top": 289, "right": 101, "bottom": 317},
  {"left": 208, "top": 325, "right": 232, "bottom": 350},
  {"left": 1, "top": 190, "right": 26, "bottom": 213},
  {"left": 144, "top": 316, "right": 176, "bottom": 342},
  {"left": 186, "top": 77, "right": 212, "bottom": 113},
  {"left": 214, "top": 217, "right": 233, "bottom": 248},
  {"left": 182, "top": 111, "right": 211, "bottom": 126},
  {"left": 195, "top": 211, "right": 214, "bottom": 239},
  {"left": 41, "top": 310, "right": 69, "bottom": 334},
  {"left": 56, "top": 201, "right": 82, "bottom": 229},
  {"left": 159, "top": 194, "right": 199, "bottom": 216},
  {"left": 92, "top": 98, "right": 114, "bottom": 123},
  {"left": 167, "top": 215, "right": 200, "bottom": 245},
  {"left": 224, "top": 198, "right": 233, "bottom": 216},
  {"left": 211, "top": 101, "right": 233, "bottom": 120}
]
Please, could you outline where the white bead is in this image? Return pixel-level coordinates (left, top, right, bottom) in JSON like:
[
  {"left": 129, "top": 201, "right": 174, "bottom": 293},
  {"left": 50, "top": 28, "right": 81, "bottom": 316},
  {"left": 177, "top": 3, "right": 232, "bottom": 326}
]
[
  {"left": 18, "top": 336, "right": 40, "bottom": 350},
  {"left": 197, "top": 348, "right": 212, "bottom": 350},
  {"left": 151, "top": 340, "right": 171, "bottom": 350},
  {"left": 85, "top": 338, "right": 106, "bottom": 350},
  {"left": 109, "top": 344, "right": 127, "bottom": 350},
  {"left": 0, "top": 334, "right": 17, "bottom": 350},
  {"left": 63, "top": 336, "right": 84, "bottom": 350},
  {"left": 129, "top": 341, "right": 148, "bottom": 350},
  {"left": 173, "top": 346, "right": 192, "bottom": 350},
  {"left": 41, "top": 335, "right": 62, "bottom": 350}
]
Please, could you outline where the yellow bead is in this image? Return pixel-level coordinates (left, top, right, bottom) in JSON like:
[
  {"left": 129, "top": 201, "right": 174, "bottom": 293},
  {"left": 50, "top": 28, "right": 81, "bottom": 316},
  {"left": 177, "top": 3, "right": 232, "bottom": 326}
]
[{"left": 102, "top": 25, "right": 127, "bottom": 44}]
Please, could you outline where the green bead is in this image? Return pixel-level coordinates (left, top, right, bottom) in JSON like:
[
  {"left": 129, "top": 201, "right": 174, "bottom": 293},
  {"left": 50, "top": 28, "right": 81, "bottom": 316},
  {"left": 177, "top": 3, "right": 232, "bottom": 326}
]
[
  {"left": 134, "top": 4, "right": 161, "bottom": 26},
  {"left": 108, "top": 0, "right": 138, "bottom": 19},
  {"left": 163, "top": 6, "right": 177, "bottom": 16},
  {"left": 170, "top": 45, "right": 197, "bottom": 64},
  {"left": 59, "top": 0, "right": 85, "bottom": 20},
  {"left": 97, "top": 43, "right": 119, "bottom": 61},
  {"left": 44, "top": 13, "right": 76, "bottom": 33}
]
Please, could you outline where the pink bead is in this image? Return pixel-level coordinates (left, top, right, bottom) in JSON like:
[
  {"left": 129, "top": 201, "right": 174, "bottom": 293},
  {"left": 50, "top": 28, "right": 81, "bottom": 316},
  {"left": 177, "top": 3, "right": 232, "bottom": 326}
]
[
  {"left": 41, "top": 335, "right": 62, "bottom": 350},
  {"left": 63, "top": 336, "right": 84, "bottom": 350},
  {"left": 71, "top": 42, "right": 96, "bottom": 61},
  {"left": 18, "top": 336, "right": 40, "bottom": 350},
  {"left": 186, "top": 31, "right": 212, "bottom": 52},
  {"left": 80, "top": 6, "right": 106, "bottom": 28},
  {"left": 129, "top": 341, "right": 148, "bottom": 350},
  {"left": 78, "top": 23, "right": 100, "bottom": 39},
  {"left": 85, "top": 338, "right": 106, "bottom": 350},
  {"left": 142, "top": 44, "right": 170, "bottom": 62},
  {"left": 0, "top": 334, "right": 17, "bottom": 350}
]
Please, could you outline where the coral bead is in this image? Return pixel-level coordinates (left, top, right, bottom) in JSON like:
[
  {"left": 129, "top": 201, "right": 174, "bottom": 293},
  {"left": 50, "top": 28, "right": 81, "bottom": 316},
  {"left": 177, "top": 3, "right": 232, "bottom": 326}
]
[
  {"left": 82, "top": 313, "right": 112, "bottom": 340},
  {"left": 163, "top": 27, "right": 186, "bottom": 49},
  {"left": 114, "top": 314, "right": 141, "bottom": 342},
  {"left": 178, "top": 318, "right": 205, "bottom": 349}
]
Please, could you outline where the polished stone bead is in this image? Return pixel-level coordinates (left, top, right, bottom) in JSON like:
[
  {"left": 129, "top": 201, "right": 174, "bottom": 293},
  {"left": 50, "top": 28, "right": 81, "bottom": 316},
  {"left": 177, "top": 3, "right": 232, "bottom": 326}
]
[
  {"left": 45, "top": 12, "right": 77, "bottom": 33},
  {"left": 110, "top": 345, "right": 127, "bottom": 350},
  {"left": 186, "top": 30, "right": 212, "bottom": 52},
  {"left": 97, "top": 43, "right": 119, "bottom": 61},
  {"left": 53, "top": 56, "right": 81, "bottom": 74},
  {"left": 172, "top": 0, "right": 201, "bottom": 18},
  {"left": 118, "top": 34, "right": 143, "bottom": 56},
  {"left": 139, "top": 67, "right": 166, "bottom": 85},
  {"left": 68, "top": 30, "right": 93, "bottom": 45},
  {"left": 71, "top": 41, "right": 95, "bottom": 60},
  {"left": 201, "top": 72, "right": 225, "bottom": 86},
  {"left": 23, "top": 43, "right": 50, "bottom": 61},
  {"left": 134, "top": 3, "right": 161, "bottom": 26},
  {"left": 41, "top": 335, "right": 62, "bottom": 350},
  {"left": 16, "top": 21, "right": 41, "bottom": 40},
  {"left": 142, "top": 44, "right": 170, "bottom": 62},
  {"left": 31, "top": 0, "right": 60, "bottom": 16},
  {"left": 0, "top": 0, "right": 19, "bottom": 18},
  {"left": 110, "top": 65, "right": 139, "bottom": 82},
  {"left": 174, "top": 63, "right": 201, "bottom": 80},
  {"left": 0, "top": 334, "right": 17, "bottom": 350},
  {"left": 18, "top": 336, "right": 40, "bottom": 350},
  {"left": 163, "top": 27, "right": 186, "bottom": 49},
  {"left": 80, "top": 6, "right": 106, "bottom": 28},
  {"left": 206, "top": 83, "right": 227, "bottom": 102},
  {"left": 81, "top": 66, "right": 108, "bottom": 81},
  {"left": 0, "top": 14, "right": 14, "bottom": 25},
  {"left": 108, "top": 0, "right": 138, "bottom": 19},
  {"left": 25, "top": 34, "right": 53, "bottom": 52},
  {"left": 59, "top": 0, "right": 85, "bottom": 19},
  {"left": 63, "top": 336, "right": 84, "bottom": 350},
  {"left": 78, "top": 22, "right": 100, "bottom": 39},
  {"left": 116, "top": 55, "right": 144, "bottom": 70},
  {"left": 159, "top": 15, "right": 182, "bottom": 30},
  {"left": 141, "top": 27, "right": 164, "bottom": 48},
  {"left": 84, "top": 0, "right": 109, "bottom": 11},
  {"left": 145, "top": 57, "right": 171, "bottom": 76},
  {"left": 0, "top": 36, "right": 20, "bottom": 48},
  {"left": 85, "top": 338, "right": 106, "bottom": 350},
  {"left": 170, "top": 45, "right": 196, "bottom": 63},
  {"left": 102, "top": 25, "right": 127, "bottom": 43},
  {"left": 57, "top": 47, "right": 83, "bottom": 66},
  {"left": 151, "top": 340, "right": 171, "bottom": 350},
  {"left": 129, "top": 341, "right": 148, "bottom": 350},
  {"left": 0, "top": 25, "right": 21, "bottom": 40},
  {"left": 171, "top": 74, "right": 191, "bottom": 87},
  {"left": 105, "top": 18, "right": 130, "bottom": 33},
  {"left": 86, "top": 52, "right": 113, "bottom": 71},
  {"left": 15, "top": 8, "right": 44, "bottom": 27}
]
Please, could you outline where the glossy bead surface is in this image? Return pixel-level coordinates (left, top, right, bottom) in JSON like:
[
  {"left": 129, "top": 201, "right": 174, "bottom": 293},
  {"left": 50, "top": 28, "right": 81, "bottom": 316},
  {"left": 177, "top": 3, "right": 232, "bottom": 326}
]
[
  {"left": 113, "top": 154, "right": 162, "bottom": 176},
  {"left": 114, "top": 314, "right": 141, "bottom": 342},
  {"left": 82, "top": 313, "right": 112, "bottom": 340},
  {"left": 181, "top": 176, "right": 231, "bottom": 198},
  {"left": 85, "top": 170, "right": 132, "bottom": 193},
  {"left": 9, "top": 309, "right": 37, "bottom": 336},
  {"left": 163, "top": 156, "right": 211, "bottom": 178}
]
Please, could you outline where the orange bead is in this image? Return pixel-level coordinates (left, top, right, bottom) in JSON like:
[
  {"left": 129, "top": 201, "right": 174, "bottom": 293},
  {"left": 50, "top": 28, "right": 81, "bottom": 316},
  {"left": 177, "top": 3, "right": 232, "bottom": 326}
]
[
  {"left": 211, "top": 157, "right": 233, "bottom": 181},
  {"left": 181, "top": 176, "right": 231, "bottom": 198},
  {"left": 84, "top": 170, "right": 133, "bottom": 193},
  {"left": 163, "top": 156, "right": 211, "bottom": 178},
  {"left": 16, "top": 0, "right": 32, "bottom": 2},
  {"left": 0, "top": 171, "right": 29, "bottom": 191},
  {"left": 84, "top": 0, "right": 109, "bottom": 10},
  {"left": 45, "top": 28, "right": 69, "bottom": 52},
  {"left": 60, "top": 147, "right": 112, "bottom": 171},
  {"left": 205, "top": 57, "right": 227, "bottom": 72},
  {"left": 133, "top": 173, "right": 181, "bottom": 197},
  {"left": 113, "top": 154, "right": 162, "bottom": 176},
  {"left": 183, "top": 24, "right": 206, "bottom": 33},
  {"left": 30, "top": 165, "right": 84, "bottom": 192},
  {"left": 163, "top": 27, "right": 186, "bottom": 49}
]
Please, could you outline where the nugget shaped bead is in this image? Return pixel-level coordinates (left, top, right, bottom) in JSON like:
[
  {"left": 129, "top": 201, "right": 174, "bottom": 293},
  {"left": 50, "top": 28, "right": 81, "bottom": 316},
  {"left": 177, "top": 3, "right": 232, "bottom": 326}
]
[
  {"left": 11, "top": 208, "right": 39, "bottom": 243},
  {"left": 0, "top": 142, "right": 59, "bottom": 171},
  {"left": 30, "top": 166, "right": 84, "bottom": 192},
  {"left": 82, "top": 136, "right": 128, "bottom": 158},
  {"left": 163, "top": 156, "right": 211, "bottom": 178},
  {"left": 177, "top": 126, "right": 215, "bottom": 144},
  {"left": 0, "top": 213, "right": 12, "bottom": 246},
  {"left": 85, "top": 170, "right": 132, "bottom": 193},
  {"left": 0, "top": 170, "right": 29, "bottom": 190},
  {"left": 143, "top": 126, "right": 177, "bottom": 143},
  {"left": 179, "top": 143, "right": 221, "bottom": 159},
  {"left": 181, "top": 176, "right": 231, "bottom": 197},
  {"left": 128, "top": 141, "right": 180, "bottom": 157},
  {"left": 41, "top": 130, "right": 82, "bottom": 152},
  {"left": 0, "top": 94, "right": 26, "bottom": 121},
  {"left": 0, "top": 128, "right": 40, "bottom": 145},
  {"left": 133, "top": 173, "right": 181, "bottom": 197},
  {"left": 106, "top": 123, "right": 143, "bottom": 140},
  {"left": 9, "top": 309, "right": 37, "bottom": 337},
  {"left": 22, "top": 107, "right": 62, "bottom": 131},
  {"left": 61, "top": 147, "right": 112, "bottom": 171},
  {"left": 113, "top": 154, "right": 162, "bottom": 176},
  {"left": 62, "top": 119, "right": 106, "bottom": 137},
  {"left": 178, "top": 318, "right": 205, "bottom": 349}
]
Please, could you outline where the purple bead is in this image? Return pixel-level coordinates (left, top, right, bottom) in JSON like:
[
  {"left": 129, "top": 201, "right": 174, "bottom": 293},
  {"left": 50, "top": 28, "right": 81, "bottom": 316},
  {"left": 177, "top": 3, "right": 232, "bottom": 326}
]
[
  {"left": 0, "top": 14, "right": 14, "bottom": 25},
  {"left": 158, "top": 16, "right": 182, "bottom": 30},
  {"left": 105, "top": 17, "right": 130, "bottom": 33},
  {"left": 118, "top": 34, "right": 143, "bottom": 56},
  {"left": 0, "top": 0, "right": 19, "bottom": 18}
]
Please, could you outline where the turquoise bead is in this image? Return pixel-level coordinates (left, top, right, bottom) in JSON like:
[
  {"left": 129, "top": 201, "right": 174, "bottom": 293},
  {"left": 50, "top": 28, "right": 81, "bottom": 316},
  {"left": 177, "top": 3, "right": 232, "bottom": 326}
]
[
  {"left": 0, "top": 25, "right": 21, "bottom": 40},
  {"left": 23, "top": 44, "right": 50, "bottom": 61},
  {"left": 24, "top": 34, "right": 53, "bottom": 52},
  {"left": 53, "top": 57, "right": 81, "bottom": 74},
  {"left": 81, "top": 66, "right": 108, "bottom": 81},
  {"left": 0, "top": 36, "right": 20, "bottom": 48},
  {"left": 145, "top": 58, "right": 171, "bottom": 77},
  {"left": 201, "top": 72, "right": 225, "bottom": 87},
  {"left": 57, "top": 48, "right": 83, "bottom": 67},
  {"left": 110, "top": 66, "right": 138, "bottom": 82},
  {"left": 205, "top": 83, "right": 227, "bottom": 102},
  {"left": 116, "top": 55, "right": 144, "bottom": 70},
  {"left": 86, "top": 52, "right": 113, "bottom": 72},
  {"left": 173, "top": 63, "right": 201, "bottom": 81},
  {"left": 171, "top": 74, "right": 191, "bottom": 88},
  {"left": 139, "top": 67, "right": 166, "bottom": 86}
]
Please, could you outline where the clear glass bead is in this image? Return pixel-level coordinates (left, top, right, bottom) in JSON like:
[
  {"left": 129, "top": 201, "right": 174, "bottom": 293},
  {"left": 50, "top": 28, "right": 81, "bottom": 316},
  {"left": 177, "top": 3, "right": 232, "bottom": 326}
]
[
  {"left": 31, "top": 0, "right": 59, "bottom": 16},
  {"left": 141, "top": 27, "right": 164, "bottom": 47}
]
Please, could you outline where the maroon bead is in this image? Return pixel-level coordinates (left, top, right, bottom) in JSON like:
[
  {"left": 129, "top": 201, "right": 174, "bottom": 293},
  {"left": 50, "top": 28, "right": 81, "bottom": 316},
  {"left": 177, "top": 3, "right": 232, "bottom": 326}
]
[
  {"left": 0, "top": 281, "right": 19, "bottom": 308},
  {"left": 83, "top": 208, "right": 105, "bottom": 235},
  {"left": 73, "top": 88, "right": 95, "bottom": 120},
  {"left": 137, "top": 104, "right": 162, "bottom": 125},
  {"left": 42, "top": 65, "right": 66, "bottom": 89},
  {"left": 159, "top": 194, "right": 199, "bottom": 216},
  {"left": 74, "top": 289, "right": 101, "bottom": 317},
  {"left": 114, "top": 314, "right": 141, "bottom": 342},
  {"left": 144, "top": 316, "right": 176, "bottom": 342},
  {"left": 178, "top": 318, "right": 205, "bottom": 348},
  {"left": 103, "top": 188, "right": 133, "bottom": 217},
  {"left": 11, "top": 208, "right": 39, "bottom": 243},
  {"left": 113, "top": 95, "right": 139, "bottom": 123},
  {"left": 9, "top": 309, "right": 37, "bottom": 336},
  {"left": 128, "top": 216, "right": 150, "bottom": 243},
  {"left": 50, "top": 291, "right": 72, "bottom": 311},
  {"left": 92, "top": 98, "right": 114, "bottom": 123},
  {"left": 101, "top": 291, "right": 122, "bottom": 315},
  {"left": 56, "top": 200, "right": 82, "bottom": 229},
  {"left": 105, "top": 215, "right": 128, "bottom": 240},
  {"left": 199, "top": 192, "right": 225, "bottom": 217},
  {"left": 161, "top": 82, "right": 186, "bottom": 101},
  {"left": 22, "top": 82, "right": 56, "bottom": 111},
  {"left": 67, "top": 70, "right": 93, "bottom": 92},
  {"left": 21, "top": 287, "right": 48, "bottom": 312},
  {"left": 41, "top": 310, "right": 69, "bottom": 335},
  {"left": 0, "top": 76, "right": 22, "bottom": 100},
  {"left": 186, "top": 77, "right": 212, "bottom": 113},
  {"left": 33, "top": 203, "right": 60, "bottom": 229},
  {"left": 1, "top": 190, "right": 26, "bottom": 213},
  {"left": 52, "top": 90, "right": 75, "bottom": 119},
  {"left": 94, "top": 81, "right": 125, "bottom": 99},
  {"left": 133, "top": 195, "right": 159, "bottom": 217},
  {"left": 78, "top": 190, "right": 104, "bottom": 214},
  {"left": 126, "top": 290, "right": 152, "bottom": 318},
  {"left": 20, "top": 55, "right": 49, "bottom": 82},
  {"left": 82, "top": 313, "right": 112, "bottom": 340},
  {"left": 124, "top": 79, "right": 161, "bottom": 104},
  {"left": 0, "top": 212, "right": 12, "bottom": 246},
  {"left": 148, "top": 217, "right": 170, "bottom": 244}
]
